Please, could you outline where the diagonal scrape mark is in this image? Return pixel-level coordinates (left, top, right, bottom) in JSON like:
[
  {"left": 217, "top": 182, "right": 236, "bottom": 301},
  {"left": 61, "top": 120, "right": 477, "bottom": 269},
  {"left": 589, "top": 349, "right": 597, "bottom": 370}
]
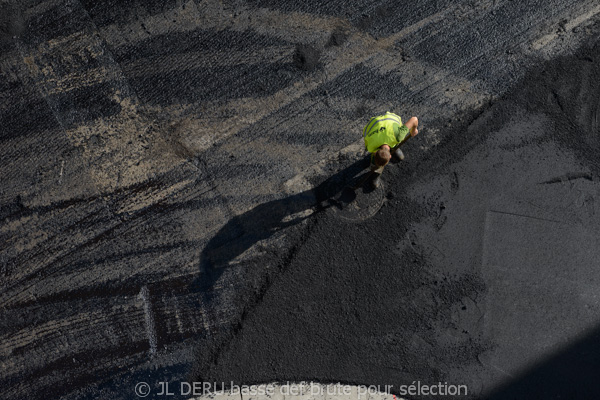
[
  {"left": 139, "top": 285, "right": 158, "bottom": 356},
  {"left": 487, "top": 210, "right": 564, "bottom": 224},
  {"left": 540, "top": 172, "right": 593, "bottom": 185}
]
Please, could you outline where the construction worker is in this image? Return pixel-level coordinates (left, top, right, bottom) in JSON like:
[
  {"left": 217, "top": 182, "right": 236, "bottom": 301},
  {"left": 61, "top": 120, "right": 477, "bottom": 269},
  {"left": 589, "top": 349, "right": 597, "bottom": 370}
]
[{"left": 363, "top": 112, "right": 419, "bottom": 188}]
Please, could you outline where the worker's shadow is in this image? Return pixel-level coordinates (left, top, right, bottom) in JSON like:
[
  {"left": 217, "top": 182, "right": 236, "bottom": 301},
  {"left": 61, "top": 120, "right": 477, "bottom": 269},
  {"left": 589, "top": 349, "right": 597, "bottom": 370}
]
[{"left": 195, "top": 156, "right": 371, "bottom": 301}]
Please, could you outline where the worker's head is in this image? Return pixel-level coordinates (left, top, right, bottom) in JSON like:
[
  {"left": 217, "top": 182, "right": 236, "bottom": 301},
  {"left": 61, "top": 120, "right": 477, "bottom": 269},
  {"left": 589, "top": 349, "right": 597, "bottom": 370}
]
[{"left": 374, "top": 145, "right": 391, "bottom": 167}]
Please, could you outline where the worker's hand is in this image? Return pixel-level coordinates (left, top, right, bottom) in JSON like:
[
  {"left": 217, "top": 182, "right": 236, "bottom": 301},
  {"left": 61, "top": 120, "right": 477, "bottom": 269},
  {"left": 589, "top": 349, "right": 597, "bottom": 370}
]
[{"left": 405, "top": 116, "right": 419, "bottom": 137}]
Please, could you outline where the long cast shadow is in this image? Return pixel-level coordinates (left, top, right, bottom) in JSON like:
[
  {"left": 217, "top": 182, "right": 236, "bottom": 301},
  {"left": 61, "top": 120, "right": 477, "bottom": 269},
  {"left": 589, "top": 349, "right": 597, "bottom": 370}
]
[
  {"left": 199, "top": 155, "right": 370, "bottom": 286},
  {"left": 192, "top": 155, "right": 372, "bottom": 338},
  {"left": 190, "top": 155, "right": 372, "bottom": 380}
]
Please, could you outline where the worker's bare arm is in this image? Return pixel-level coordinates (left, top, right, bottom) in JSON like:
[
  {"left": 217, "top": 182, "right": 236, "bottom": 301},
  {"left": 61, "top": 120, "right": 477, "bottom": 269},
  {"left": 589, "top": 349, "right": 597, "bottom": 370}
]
[
  {"left": 397, "top": 116, "right": 419, "bottom": 147},
  {"left": 404, "top": 116, "right": 419, "bottom": 137}
]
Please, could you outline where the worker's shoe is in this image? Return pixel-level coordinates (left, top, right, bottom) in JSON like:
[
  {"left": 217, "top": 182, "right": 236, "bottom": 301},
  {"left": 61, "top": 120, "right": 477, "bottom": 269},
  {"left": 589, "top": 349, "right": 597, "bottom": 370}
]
[
  {"left": 392, "top": 148, "right": 405, "bottom": 161},
  {"left": 369, "top": 173, "right": 382, "bottom": 190}
]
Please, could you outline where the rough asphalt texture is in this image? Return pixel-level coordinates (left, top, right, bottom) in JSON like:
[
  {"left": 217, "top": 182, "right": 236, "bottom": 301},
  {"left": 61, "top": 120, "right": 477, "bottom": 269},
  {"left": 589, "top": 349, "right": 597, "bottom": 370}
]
[
  {"left": 1, "top": 0, "right": 600, "bottom": 399},
  {"left": 198, "top": 43, "right": 600, "bottom": 400}
]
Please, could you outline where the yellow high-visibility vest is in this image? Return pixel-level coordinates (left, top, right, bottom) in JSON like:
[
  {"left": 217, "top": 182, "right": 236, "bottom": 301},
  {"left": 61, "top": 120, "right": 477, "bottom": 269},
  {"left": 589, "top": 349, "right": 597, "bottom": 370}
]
[{"left": 363, "top": 112, "right": 409, "bottom": 153}]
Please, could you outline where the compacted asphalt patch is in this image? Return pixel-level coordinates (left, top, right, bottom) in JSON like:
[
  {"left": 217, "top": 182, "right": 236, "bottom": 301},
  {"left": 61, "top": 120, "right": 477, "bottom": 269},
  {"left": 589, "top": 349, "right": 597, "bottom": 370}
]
[{"left": 194, "top": 42, "right": 600, "bottom": 399}]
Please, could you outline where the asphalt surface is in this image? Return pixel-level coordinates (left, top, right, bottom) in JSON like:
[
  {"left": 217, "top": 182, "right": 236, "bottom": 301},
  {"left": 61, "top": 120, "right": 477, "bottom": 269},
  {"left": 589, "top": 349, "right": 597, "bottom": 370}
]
[
  {"left": 197, "top": 42, "right": 600, "bottom": 400},
  {"left": 1, "top": 0, "right": 600, "bottom": 399}
]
